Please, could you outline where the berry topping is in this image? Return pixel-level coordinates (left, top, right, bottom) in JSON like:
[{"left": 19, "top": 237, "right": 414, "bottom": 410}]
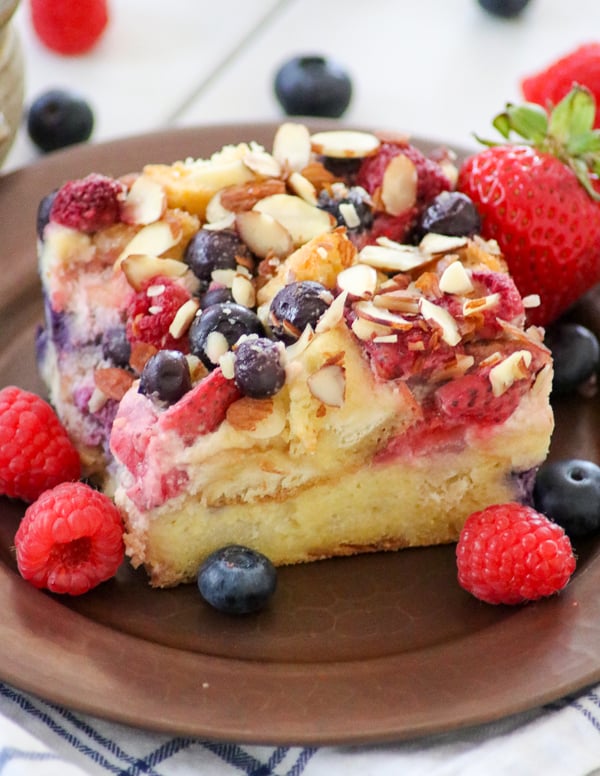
[
  {"left": 274, "top": 55, "right": 352, "bottom": 119},
  {"left": 126, "top": 276, "right": 192, "bottom": 353},
  {"left": 418, "top": 191, "right": 482, "bottom": 237},
  {"left": 456, "top": 503, "right": 576, "bottom": 605},
  {"left": 139, "top": 350, "right": 192, "bottom": 405},
  {"left": 457, "top": 86, "right": 600, "bottom": 325},
  {"left": 522, "top": 44, "right": 600, "bottom": 129},
  {"left": 534, "top": 459, "right": 600, "bottom": 538},
  {"left": 30, "top": 0, "right": 109, "bottom": 56},
  {"left": 0, "top": 386, "right": 81, "bottom": 503},
  {"left": 189, "top": 303, "right": 264, "bottom": 368},
  {"left": 15, "top": 482, "right": 124, "bottom": 596},
  {"left": 27, "top": 90, "right": 94, "bottom": 154},
  {"left": 543, "top": 322, "right": 600, "bottom": 395},
  {"left": 199, "top": 285, "right": 234, "bottom": 309},
  {"left": 317, "top": 185, "right": 374, "bottom": 239},
  {"left": 49, "top": 173, "right": 124, "bottom": 233},
  {"left": 477, "top": 0, "right": 532, "bottom": 18},
  {"left": 184, "top": 228, "right": 254, "bottom": 287},
  {"left": 101, "top": 326, "right": 131, "bottom": 369},
  {"left": 197, "top": 544, "right": 277, "bottom": 614},
  {"left": 434, "top": 364, "right": 523, "bottom": 425},
  {"left": 233, "top": 337, "right": 286, "bottom": 399},
  {"left": 269, "top": 281, "right": 332, "bottom": 344}
]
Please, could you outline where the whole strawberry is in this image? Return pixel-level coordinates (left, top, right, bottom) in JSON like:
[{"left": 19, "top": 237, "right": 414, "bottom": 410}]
[
  {"left": 456, "top": 503, "right": 576, "bottom": 605},
  {"left": 0, "top": 386, "right": 81, "bottom": 502},
  {"left": 458, "top": 86, "right": 600, "bottom": 326},
  {"left": 30, "top": 0, "right": 109, "bottom": 56}
]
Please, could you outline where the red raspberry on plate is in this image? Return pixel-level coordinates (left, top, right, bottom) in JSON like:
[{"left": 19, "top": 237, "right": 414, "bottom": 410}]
[
  {"left": 50, "top": 173, "right": 125, "bottom": 233},
  {"left": 522, "top": 43, "right": 600, "bottom": 128},
  {"left": 126, "top": 276, "right": 192, "bottom": 354},
  {"left": 456, "top": 503, "right": 576, "bottom": 605},
  {"left": 30, "top": 0, "right": 109, "bottom": 56},
  {"left": 15, "top": 481, "right": 124, "bottom": 595},
  {"left": 0, "top": 386, "right": 81, "bottom": 503}
]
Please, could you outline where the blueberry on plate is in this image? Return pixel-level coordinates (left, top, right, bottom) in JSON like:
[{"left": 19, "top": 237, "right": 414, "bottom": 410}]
[
  {"left": 197, "top": 545, "right": 277, "bottom": 615},
  {"left": 274, "top": 55, "right": 352, "bottom": 118},
  {"left": 477, "top": 0, "right": 532, "bottom": 17},
  {"left": 138, "top": 350, "right": 192, "bottom": 404},
  {"left": 544, "top": 321, "right": 600, "bottom": 394},
  {"left": 27, "top": 89, "right": 94, "bottom": 153},
  {"left": 533, "top": 459, "right": 600, "bottom": 538}
]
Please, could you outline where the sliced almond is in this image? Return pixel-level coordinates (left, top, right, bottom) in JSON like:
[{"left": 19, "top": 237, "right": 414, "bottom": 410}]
[
  {"left": 338, "top": 201, "right": 361, "bottom": 229},
  {"left": 116, "top": 221, "right": 180, "bottom": 266},
  {"left": 310, "top": 130, "right": 380, "bottom": 159},
  {"left": 272, "top": 122, "right": 312, "bottom": 172},
  {"left": 439, "top": 261, "right": 474, "bottom": 295},
  {"left": 211, "top": 268, "right": 237, "bottom": 288},
  {"left": 350, "top": 315, "right": 392, "bottom": 341},
  {"left": 231, "top": 274, "right": 256, "bottom": 308},
  {"left": 205, "top": 330, "right": 230, "bottom": 365},
  {"left": 358, "top": 243, "right": 430, "bottom": 273},
  {"left": 419, "top": 298, "right": 461, "bottom": 346},
  {"left": 253, "top": 194, "right": 334, "bottom": 246},
  {"left": 205, "top": 190, "right": 233, "bottom": 224},
  {"left": 373, "top": 289, "right": 420, "bottom": 314},
  {"left": 489, "top": 350, "right": 532, "bottom": 396},
  {"left": 203, "top": 213, "right": 236, "bottom": 231},
  {"left": 283, "top": 324, "right": 315, "bottom": 362},
  {"left": 121, "top": 253, "right": 187, "bottom": 291},
  {"left": 219, "top": 350, "right": 236, "bottom": 380},
  {"left": 354, "top": 300, "right": 413, "bottom": 330},
  {"left": 307, "top": 364, "right": 346, "bottom": 407},
  {"left": 288, "top": 171, "right": 318, "bottom": 205},
  {"left": 243, "top": 149, "right": 282, "bottom": 178},
  {"left": 522, "top": 294, "right": 541, "bottom": 309},
  {"left": 220, "top": 178, "right": 286, "bottom": 212},
  {"left": 226, "top": 396, "right": 286, "bottom": 438},
  {"left": 381, "top": 154, "right": 417, "bottom": 216},
  {"left": 236, "top": 210, "right": 294, "bottom": 259},
  {"left": 120, "top": 176, "right": 167, "bottom": 225},
  {"left": 463, "top": 293, "right": 501, "bottom": 317},
  {"left": 337, "top": 263, "right": 378, "bottom": 300},
  {"left": 315, "top": 290, "right": 348, "bottom": 333},
  {"left": 419, "top": 233, "right": 468, "bottom": 255},
  {"left": 169, "top": 298, "right": 200, "bottom": 339}
]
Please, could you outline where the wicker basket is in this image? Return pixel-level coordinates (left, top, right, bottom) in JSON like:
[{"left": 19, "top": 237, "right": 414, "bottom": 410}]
[{"left": 0, "top": 0, "right": 24, "bottom": 166}]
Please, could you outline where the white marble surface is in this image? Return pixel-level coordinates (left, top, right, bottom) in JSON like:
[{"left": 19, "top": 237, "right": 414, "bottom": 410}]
[{"left": 5, "top": 0, "right": 600, "bottom": 172}]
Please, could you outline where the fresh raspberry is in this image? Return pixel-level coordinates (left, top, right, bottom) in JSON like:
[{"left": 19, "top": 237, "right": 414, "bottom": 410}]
[
  {"left": 50, "top": 174, "right": 124, "bottom": 233},
  {"left": 126, "top": 276, "right": 192, "bottom": 353},
  {"left": 456, "top": 503, "right": 576, "bottom": 605},
  {"left": 0, "top": 386, "right": 81, "bottom": 503},
  {"left": 15, "top": 482, "right": 124, "bottom": 595},
  {"left": 521, "top": 44, "right": 600, "bottom": 128},
  {"left": 30, "top": 0, "right": 109, "bottom": 56}
]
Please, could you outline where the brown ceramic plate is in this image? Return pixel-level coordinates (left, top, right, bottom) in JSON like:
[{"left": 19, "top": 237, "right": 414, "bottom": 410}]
[{"left": 1, "top": 124, "right": 600, "bottom": 746}]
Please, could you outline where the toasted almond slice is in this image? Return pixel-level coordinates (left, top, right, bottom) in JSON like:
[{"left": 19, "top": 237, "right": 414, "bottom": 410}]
[
  {"left": 522, "top": 294, "right": 541, "bottom": 309},
  {"left": 373, "top": 290, "right": 420, "bottom": 314},
  {"left": 310, "top": 130, "right": 380, "bottom": 159},
  {"left": 236, "top": 210, "right": 294, "bottom": 259},
  {"left": 283, "top": 324, "right": 315, "bottom": 362},
  {"left": 253, "top": 194, "right": 334, "bottom": 246},
  {"left": 272, "top": 122, "right": 312, "bottom": 172},
  {"left": 419, "top": 298, "right": 461, "bottom": 346},
  {"left": 358, "top": 243, "right": 431, "bottom": 273},
  {"left": 419, "top": 233, "right": 469, "bottom": 255},
  {"left": 381, "top": 154, "right": 417, "bottom": 216},
  {"left": 315, "top": 290, "right": 348, "bottom": 333},
  {"left": 219, "top": 350, "right": 236, "bottom": 380},
  {"left": 116, "top": 221, "right": 180, "bottom": 266},
  {"left": 354, "top": 300, "right": 413, "bottom": 330},
  {"left": 120, "top": 176, "right": 166, "bottom": 225},
  {"left": 463, "top": 293, "right": 500, "bottom": 316},
  {"left": 205, "top": 331, "right": 230, "bottom": 365},
  {"left": 338, "top": 201, "right": 361, "bottom": 229},
  {"left": 203, "top": 213, "right": 237, "bottom": 231},
  {"left": 350, "top": 315, "right": 392, "bottom": 341},
  {"left": 439, "top": 261, "right": 474, "bottom": 295},
  {"left": 205, "top": 190, "right": 233, "bottom": 224},
  {"left": 231, "top": 274, "right": 256, "bottom": 308},
  {"left": 121, "top": 253, "right": 187, "bottom": 291},
  {"left": 489, "top": 350, "right": 532, "bottom": 396},
  {"left": 226, "top": 396, "right": 286, "bottom": 438},
  {"left": 337, "top": 263, "right": 378, "bottom": 300},
  {"left": 307, "top": 364, "right": 346, "bottom": 407},
  {"left": 288, "top": 171, "right": 318, "bottom": 205},
  {"left": 169, "top": 298, "right": 200, "bottom": 339},
  {"left": 243, "top": 149, "right": 282, "bottom": 178}
]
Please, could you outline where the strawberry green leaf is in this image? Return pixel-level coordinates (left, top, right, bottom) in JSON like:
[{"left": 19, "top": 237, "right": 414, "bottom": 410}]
[
  {"left": 565, "top": 130, "right": 600, "bottom": 156},
  {"left": 498, "top": 103, "right": 548, "bottom": 143},
  {"left": 549, "top": 85, "right": 596, "bottom": 143}
]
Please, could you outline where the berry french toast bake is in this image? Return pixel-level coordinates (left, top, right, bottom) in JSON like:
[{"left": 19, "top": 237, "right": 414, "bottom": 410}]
[{"left": 35, "top": 123, "right": 554, "bottom": 587}]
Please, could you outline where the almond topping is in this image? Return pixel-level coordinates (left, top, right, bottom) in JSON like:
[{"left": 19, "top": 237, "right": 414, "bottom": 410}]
[
  {"left": 120, "top": 176, "right": 166, "bottom": 226},
  {"left": 373, "top": 290, "right": 420, "bottom": 314},
  {"left": 522, "top": 294, "right": 541, "bottom": 309},
  {"left": 419, "top": 298, "right": 461, "bottom": 346},
  {"left": 253, "top": 194, "right": 334, "bottom": 246},
  {"left": 116, "top": 221, "right": 180, "bottom": 266},
  {"left": 226, "top": 397, "right": 285, "bottom": 438},
  {"left": 463, "top": 293, "right": 501, "bottom": 316},
  {"left": 354, "top": 300, "right": 413, "bottom": 330},
  {"left": 439, "top": 261, "right": 474, "bottom": 295},
  {"left": 337, "top": 263, "right": 378, "bottom": 300},
  {"left": 419, "top": 233, "right": 468, "bottom": 255},
  {"left": 231, "top": 274, "right": 256, "bottom": 308},
  {"left": 358, "top": 243, "right": 430, "bottom": 273},
  {"left": 243, "top": 149, "right": 282, "bottom": 178},
  {"left": 350, "top": 316, "right": 392, "bottom": 341},
  {"left": 288, "top": 171, "right": 318, "bottom": 205},
  {"left": 121, "top": 253, "right": 187, "bottom": 291},
  {"left": 381, "top": 154, "right": 417, "bottom": 216},
  {"left": 169, "top": 298, "right": 200, "bottom": 339},
  {"left": 205, "top": 331, "right": 230, "bottom": 364},
  {"left": 489, "top": 350, "right": 532, "bottom": 396},
  {"left": 272, "top": 122, "right": 312, "bottom": 172},
  {"left": 310, "top": 130, "right": 381, "bottom": 159},
  {"left": 307, "top": 364, "right": 346, "bottom": 407},
  {"left": 315, "top": 290, "right": 348, "bottom": 333},
  {"left": 93, "top": 367, "right": 135, "bottom": 401},
  {"left": 236, "top": 210, "right": 294, "bottom": 259}
]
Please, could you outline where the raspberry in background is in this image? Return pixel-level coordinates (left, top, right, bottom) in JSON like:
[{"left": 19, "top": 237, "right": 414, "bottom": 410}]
[
  {"left": 522, "top": 43, "right": 600, "bottom": 128},
  {"left": 456, "top": 503, "right": 576, "bottom": 605},
  {"left": 15, "top": 482, "right": 124, "bottom": 595},
  {"left": 0, "top": 386, "right": 81, "bottom": 502},
  {"left": 30, "top": 0, "right": 109, "bottom": 56},
  {"left": 50, "top": 173, "right": 124, "bottom": 233}
]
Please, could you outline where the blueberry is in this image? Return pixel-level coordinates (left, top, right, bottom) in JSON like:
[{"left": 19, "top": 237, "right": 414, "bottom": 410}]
[
  {"left": 544, "top": 322, "right": 600, "bottom": 394},
  {"left": 317, "top": 185, "right": 373, "bottom": 237},
  {"left": 184, "top": 229, "right": 253, "bottom": 287},
  {"left": 198, "top": 285, "right": 234, "bottom": 309},
  {"left": 274, "top": 55, "right": 352, "bottom": 118},
  {"left": 138, "top": 350, "right": 192, "bottom": 404},
  {"left": 534, "top": 459, "right": 600, "bottom": 538},
  {"left": 36, "top": 190, "right": 57, "bottom": 239},
  {"left": 189, "top": 303, "right": 264, "bottom": 368},
  {"left": 477, "top": 0, "right": 532, "bottom": 18},
  {"left": 197, "top": 545, "right": 277, "bottom": 615},
  {"left": 102, "top": 326, "right": 131, "bottom": 369},
  {"left": 269, "top": 281, "right": 332, "bottom": 344},
  {"left": 234, "top": 337, "right": 286, "bottom": 398},
  {"left": 418, "top": 191, "right": 481, "bottom": 237},
  {"left": 27, "top": 89, "right": 94, "bottom": 153}
]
